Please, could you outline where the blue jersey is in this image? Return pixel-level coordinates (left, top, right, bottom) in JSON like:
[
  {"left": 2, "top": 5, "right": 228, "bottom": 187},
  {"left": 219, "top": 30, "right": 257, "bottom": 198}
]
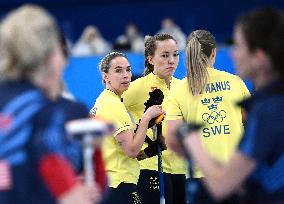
[
  {"left": 0, "top": 80, "right": 88, "bottom": 204},
  {"left": 239, "top": 80, "right": 284, "bottom": 202}
]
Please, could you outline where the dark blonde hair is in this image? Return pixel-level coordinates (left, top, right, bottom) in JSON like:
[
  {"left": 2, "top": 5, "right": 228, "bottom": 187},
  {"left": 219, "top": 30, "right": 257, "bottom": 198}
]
[
  {"left": 99, "top": 52, "right": 127, "bottom": 73},
  {"left": 143, "top": 33, "right": 177, "bottom": 76},
  {"left": 186, "top": 30, "right": 216, "bottom": 95}
]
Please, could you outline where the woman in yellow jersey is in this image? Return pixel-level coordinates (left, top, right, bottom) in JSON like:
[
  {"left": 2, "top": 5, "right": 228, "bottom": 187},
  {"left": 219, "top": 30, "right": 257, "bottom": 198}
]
[
  {"left": 90, "top": 52, "right": 164, "bottom": 204},
  {"left": 122, "top": 34, "right": 187, "bottom": 204},
  {"left": 166, "top": 30, "right": 250, "bottom": 203}
]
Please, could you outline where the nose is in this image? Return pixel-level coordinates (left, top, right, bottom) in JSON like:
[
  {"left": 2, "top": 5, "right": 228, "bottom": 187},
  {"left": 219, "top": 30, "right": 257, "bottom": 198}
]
[
  {"left": 123, "top": 70, "right": 131, "bottom": 78},
  {"left": 169, "top": 55, "right": 175, "bottom": 64}
]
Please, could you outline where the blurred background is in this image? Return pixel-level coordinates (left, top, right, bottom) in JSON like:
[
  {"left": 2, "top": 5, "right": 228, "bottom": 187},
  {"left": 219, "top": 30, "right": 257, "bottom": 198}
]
[{"left": 0, "top": 0, "right": 283, "bottom": 108}]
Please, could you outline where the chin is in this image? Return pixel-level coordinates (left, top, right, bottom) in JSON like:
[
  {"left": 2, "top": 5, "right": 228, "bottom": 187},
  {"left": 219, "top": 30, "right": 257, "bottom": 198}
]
[
  {"left": 165, "top": 72, "right": 174, "bottom": 78},
  {"left": 122, "top": 86, "right": 129, "bottom": 92}
]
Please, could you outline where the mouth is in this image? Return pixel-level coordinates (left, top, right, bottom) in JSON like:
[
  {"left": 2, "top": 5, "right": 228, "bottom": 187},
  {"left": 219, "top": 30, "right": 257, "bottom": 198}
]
[
  {"left": 167, "top": 67, "right": 175, "bottom": 72},
  {"left": 121, "top": 81, "right": 130, "bottom": 86}
]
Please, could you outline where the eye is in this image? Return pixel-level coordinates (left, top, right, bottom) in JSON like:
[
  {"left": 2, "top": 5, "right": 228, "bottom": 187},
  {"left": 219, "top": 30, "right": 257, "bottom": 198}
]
[
  {"left": 115, "top": 69, "right": 122, "bottom": 73},
  {"left": 161, "top": 54, "right": 169, "bottom": 58},
  {"left": 127, "top": 67, "right": 131, "bottom": 72},
  {"left": 173, "top": 53, "right": 179, "bottom": 57}
]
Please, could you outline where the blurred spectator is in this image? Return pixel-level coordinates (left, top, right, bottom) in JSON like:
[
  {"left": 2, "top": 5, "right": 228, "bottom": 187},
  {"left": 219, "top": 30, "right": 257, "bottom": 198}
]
[
  {"left": 113, "top": 23, "right": 144, "bottom": 53},
  {"left": 157, "top": 17, "right": 186, "bottom": 50},
  {"left": 72, "top": 25, "right": 111, "bottom": 56}
]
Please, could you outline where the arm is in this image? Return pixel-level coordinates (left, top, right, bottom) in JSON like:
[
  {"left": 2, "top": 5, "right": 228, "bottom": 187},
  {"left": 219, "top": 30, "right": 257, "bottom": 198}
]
[
  {"left": 136, "top": 134, "right": 167, "bottom": 161},
  {"left": 166, "top": 119, "right": 183, "bottom": 154},
  {"left": 241, "top": 108, "right": 247, "bottom": 124},
  {"left": 183, "top": 132, "right": 256, "bottom": 200},
  {"left": 34, "top": 103, "right": 98, "bottom": 203},
  {"left": 116, "top": 105, "right": 164, "bottom": 158}
]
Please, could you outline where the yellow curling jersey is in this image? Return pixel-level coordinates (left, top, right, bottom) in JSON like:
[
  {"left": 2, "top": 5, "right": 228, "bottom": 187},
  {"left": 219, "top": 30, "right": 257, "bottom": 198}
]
[
  {"left": 166, "top": 67, "right": 250, "bottom": 177},
  {"left": 122, "top": 72, "right": 187, "bottom": 174},
  {"left": 90, "top": 89, "right": 139, "bottom": 187}
]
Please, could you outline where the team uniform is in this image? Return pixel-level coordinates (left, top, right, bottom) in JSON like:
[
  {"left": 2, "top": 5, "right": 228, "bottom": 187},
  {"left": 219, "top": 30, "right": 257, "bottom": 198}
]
[
  {"left": 166, "top": 67, "right": 250, "bottom": 202},
  {"left": 90, "top": 89, "right": 142, "bottom": 204},
  {"left": 122, "top": 72, "right": 188, "bottom": 204},
  {"left": 0, "top": 80, "right": 89, "bottom": 204},
  {"left": 238, "top": 80, "right": 284, "bottom": 203}
]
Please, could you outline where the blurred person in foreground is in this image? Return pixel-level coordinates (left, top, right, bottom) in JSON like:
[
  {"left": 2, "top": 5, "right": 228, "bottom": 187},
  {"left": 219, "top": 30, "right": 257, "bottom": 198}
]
[
  {"left": 0, "top": 5, "right": 99, "bottom": 204},
  {"left": 173, "top": 8, "right": 284, "bottom": 204}
]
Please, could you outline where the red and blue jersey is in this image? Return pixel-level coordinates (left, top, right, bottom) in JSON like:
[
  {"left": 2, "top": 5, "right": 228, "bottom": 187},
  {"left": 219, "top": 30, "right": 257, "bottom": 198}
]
[{"left": 0, "top": 80, "right": 89, "bottom": 203}]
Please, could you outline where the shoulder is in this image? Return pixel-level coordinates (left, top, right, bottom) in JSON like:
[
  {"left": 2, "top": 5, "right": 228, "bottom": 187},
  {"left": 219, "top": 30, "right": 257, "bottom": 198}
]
[
  {"left": 122, "top": 76, "right": 150, "bottom": 105},
  {"left": 171, "top": 76, "right": 181, "bottom": 86},
  {"left": 0, "top": 81, "right": 47, "bottom": 107},
  {"left": 55, "top": 98, "right": 89, "bottom": 121},
  {"left": 131, "top": 76, "right": 147, "bottom": 86},
  {"left": 35, "top": 98, "right": 88, "bottom": 126},
  {"left": 255, "top": 95, "right": 284, "bottom": 114},
  {"left": 168, "top": 78, "right": 189, "bottom": 101},
  {"left": 211, "top": 68, "right": 243, "bottom": 82},
  {"left": 124, "top": 76, "right": 146, "bottom": 94},
  {"left": 210, "top": 68, "right": 248, "bottom": 90},
  {"left": 246, "top": 95, "right": 284, "bottom": 135},
  {"left": 96, "top": 91, "right": 121, "bottom": 108},
  {"left": 171, "top": 77, "right": 188, "bottom": 91},
  {"left": 94, "top": 91, "right": 125, "bottom": 115}
]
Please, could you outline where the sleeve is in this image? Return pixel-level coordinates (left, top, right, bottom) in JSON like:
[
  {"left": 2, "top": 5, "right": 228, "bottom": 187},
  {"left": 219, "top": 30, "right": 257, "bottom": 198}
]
[
  {"left": 122, "top": 79, "right": 141, "bottom": 109},
  {"left": 93, "top": 148, "right": 107, "bottom": 194},
  {"left": 95, "top": 99, "right": 133, "bottom": 138},
  {"left": 238, "top": 105, "right": 274, "bottom": 162},
  {"left": 32, "top": 101, "right": 89, "bottom": 198},
  {"left": 165, "top": 87, "right": 183, "bottom": 121},
  {"left": 111, "top": 104, "right": 133, "bottom": 137}
]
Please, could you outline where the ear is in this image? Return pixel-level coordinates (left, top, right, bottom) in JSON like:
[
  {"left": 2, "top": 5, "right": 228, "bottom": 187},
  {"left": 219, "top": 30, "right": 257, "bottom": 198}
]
[
  {"left": 254, "top": 48, "right": 269, "bottom": 70},
  {"left": 102, "top": 72, "right": 108, "bottom": 83},
  {"left": 255, "top": 48, "right": 266, "bottom": 63},
  {"left": 147, "top": 56, "right": 154, "bottom": 65},
  {"left": 211, "top": 48, "right": 217, "bottom": 59},
  {"left": 209, "top": 48, "right": 217, "bottom": 66}
]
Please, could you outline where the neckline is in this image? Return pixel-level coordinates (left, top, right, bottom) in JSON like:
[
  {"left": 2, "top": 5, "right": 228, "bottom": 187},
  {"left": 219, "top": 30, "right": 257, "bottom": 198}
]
[
  {"left": 106, "top": 89, "right": 123, "bottom": 102},
  {"left": 149, "top": 72, "right": 172, "bottom": 88}
]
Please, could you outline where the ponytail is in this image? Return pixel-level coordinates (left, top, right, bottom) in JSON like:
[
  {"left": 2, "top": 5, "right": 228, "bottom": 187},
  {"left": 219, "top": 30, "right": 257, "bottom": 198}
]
[{"left": 186, "top": 30, "right": 216, "bottom": 95}]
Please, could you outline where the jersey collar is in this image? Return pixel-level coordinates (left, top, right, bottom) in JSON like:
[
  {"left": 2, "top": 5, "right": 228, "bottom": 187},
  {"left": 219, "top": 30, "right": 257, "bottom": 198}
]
[
  {"left": 148, "top": 72, "right": 172, "bottom": 88},
  {"left": 105, "top": 89, "right": 123, "bottom": 102}
]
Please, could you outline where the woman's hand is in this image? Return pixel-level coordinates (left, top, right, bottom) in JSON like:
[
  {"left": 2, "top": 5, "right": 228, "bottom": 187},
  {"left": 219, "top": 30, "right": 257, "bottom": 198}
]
[
  {"left": 58, "top": 182, "right": 101, "bottom": 204},
  {"left": 143, "top": 105, "right": 165, "bottom": 121}
]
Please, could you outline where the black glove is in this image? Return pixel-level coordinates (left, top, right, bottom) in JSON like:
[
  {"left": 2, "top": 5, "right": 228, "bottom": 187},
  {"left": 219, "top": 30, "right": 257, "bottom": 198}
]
[
  {"left": 143, "top": 136, "right": 167, "bottom": 158},
  {"left": 176, "top": 123, "right": 203, "bottom": 142},
  {"left": 144, "top": 89, "right": 164, "bottom": 128}
]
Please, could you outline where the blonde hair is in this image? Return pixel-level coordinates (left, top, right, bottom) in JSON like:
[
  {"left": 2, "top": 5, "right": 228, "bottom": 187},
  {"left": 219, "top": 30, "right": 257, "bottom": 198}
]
[
  {"left": 0, "top": 4, "right": 60, "bottom": 81},
  {"left": 186, "top": 30, "right": 216, "bottom": 95}
]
